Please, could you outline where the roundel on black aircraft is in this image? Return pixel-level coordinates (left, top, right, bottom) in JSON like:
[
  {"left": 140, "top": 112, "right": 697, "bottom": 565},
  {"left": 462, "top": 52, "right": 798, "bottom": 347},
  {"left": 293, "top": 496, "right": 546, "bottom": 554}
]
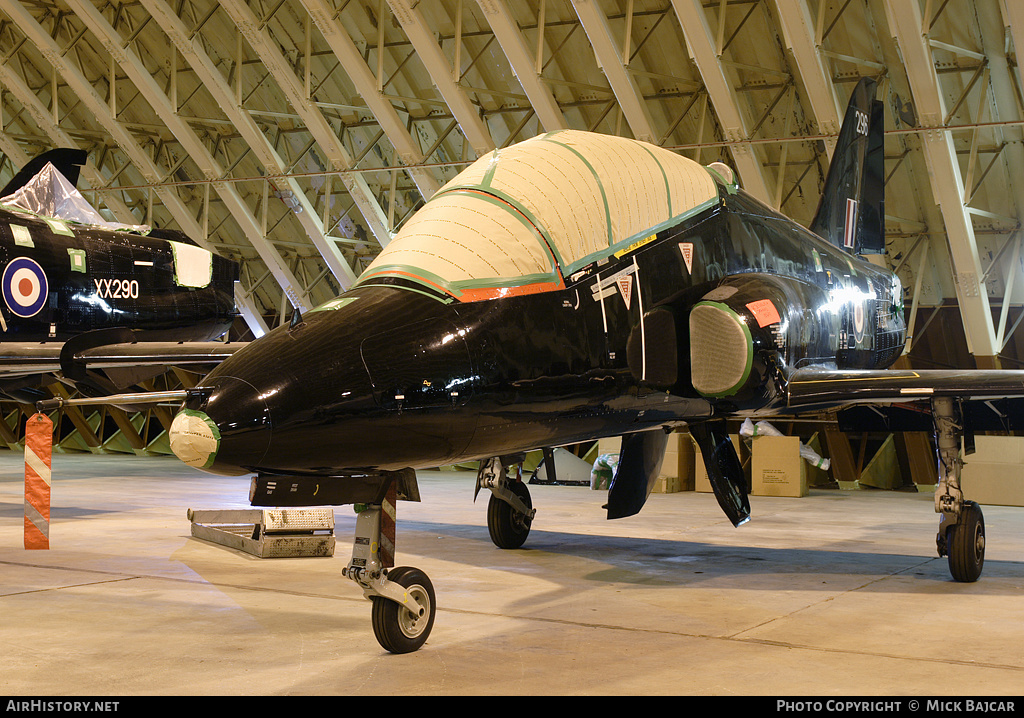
[{"left": 3, "top": 256, "right": 48, "bottom": 318}]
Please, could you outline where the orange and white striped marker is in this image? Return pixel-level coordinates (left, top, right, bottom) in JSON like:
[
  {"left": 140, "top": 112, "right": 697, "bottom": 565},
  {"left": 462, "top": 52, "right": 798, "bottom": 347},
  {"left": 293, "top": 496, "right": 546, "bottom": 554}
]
[{"left": 24, "top": 413, "right": 53, "bottom": 550}]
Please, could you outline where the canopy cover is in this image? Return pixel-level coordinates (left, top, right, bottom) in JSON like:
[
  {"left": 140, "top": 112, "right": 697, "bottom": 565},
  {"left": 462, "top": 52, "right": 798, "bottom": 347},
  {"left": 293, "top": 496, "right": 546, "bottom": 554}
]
[
  {"left": 0, "top": 162, "right": 149, "bottom": 233},
  {"left": 359, "top": 130, "right": 721, "bottom": 301}
]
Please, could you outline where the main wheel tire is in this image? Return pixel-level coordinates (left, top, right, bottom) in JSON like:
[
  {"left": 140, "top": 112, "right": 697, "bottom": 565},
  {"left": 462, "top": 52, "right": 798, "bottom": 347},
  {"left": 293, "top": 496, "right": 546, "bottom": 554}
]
[
  {"left": 370, "top": 566, "right": 436, "bottom": 654},
  {"left": 947, "top": 501, "right": 985, "bottom": 583},
  {"left": 487, "top": 480, "right": 532, "bottom": 549}
]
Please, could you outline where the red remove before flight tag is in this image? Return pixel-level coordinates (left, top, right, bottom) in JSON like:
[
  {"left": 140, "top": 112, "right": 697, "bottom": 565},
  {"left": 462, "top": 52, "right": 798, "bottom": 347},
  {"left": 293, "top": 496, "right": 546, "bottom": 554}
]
[{"left": 746, "top": 299, "right": 781, "bottom": 327}]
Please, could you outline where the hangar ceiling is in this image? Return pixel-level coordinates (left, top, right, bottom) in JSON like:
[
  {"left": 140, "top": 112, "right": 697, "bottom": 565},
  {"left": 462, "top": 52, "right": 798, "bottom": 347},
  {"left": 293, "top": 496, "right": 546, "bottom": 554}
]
[{"left": 0, "top": 0, "right": 1021, "bottom": 367}]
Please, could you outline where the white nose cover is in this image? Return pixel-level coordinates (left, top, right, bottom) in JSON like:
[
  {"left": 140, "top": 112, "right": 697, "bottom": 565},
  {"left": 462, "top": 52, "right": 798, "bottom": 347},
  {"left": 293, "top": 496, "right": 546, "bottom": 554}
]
[{"left": 169, "top": 410, "right": 220, "bottom": 470}]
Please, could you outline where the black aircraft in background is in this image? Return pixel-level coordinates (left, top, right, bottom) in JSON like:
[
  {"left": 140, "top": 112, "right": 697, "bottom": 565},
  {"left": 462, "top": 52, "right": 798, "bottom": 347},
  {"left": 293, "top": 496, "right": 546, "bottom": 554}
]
[
  {"left": 0, "top": 149, "right": 239, "bottom": 401},
  {"left": 109, "top": 77, "right": 1019, "bottom": 653}
]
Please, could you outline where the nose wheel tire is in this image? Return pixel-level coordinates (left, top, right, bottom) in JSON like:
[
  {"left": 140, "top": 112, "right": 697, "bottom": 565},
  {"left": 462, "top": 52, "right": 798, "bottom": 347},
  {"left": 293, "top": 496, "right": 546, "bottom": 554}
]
[
  {"left": 487, "top": 480, "right": 533, "bottom": 549},
  {"left": 947, "top": 501, "right": 985, "bottom": 583},
  {"left": 370, "top": 566, "right": 436, "bottom": 654}
]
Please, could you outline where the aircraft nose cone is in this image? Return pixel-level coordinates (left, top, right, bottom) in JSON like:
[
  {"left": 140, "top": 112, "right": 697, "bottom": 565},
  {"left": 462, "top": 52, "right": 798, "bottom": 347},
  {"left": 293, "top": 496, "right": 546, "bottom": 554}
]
[
  {"left": 169, "top": 410, "right": 220, "bottom": 470},
  {"left": 171, "top": 375, "right": 272, "bottom": 475}
]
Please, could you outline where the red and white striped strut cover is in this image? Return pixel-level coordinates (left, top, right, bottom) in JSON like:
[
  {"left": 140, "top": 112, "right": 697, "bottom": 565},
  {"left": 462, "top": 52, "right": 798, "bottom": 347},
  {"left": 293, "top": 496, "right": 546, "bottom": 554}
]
[
  {"left": 380, "top": 480, "right": 396, "bottom": 569},
  {"left": 24, "top": 413, "right": 53, "bottom": 550}
]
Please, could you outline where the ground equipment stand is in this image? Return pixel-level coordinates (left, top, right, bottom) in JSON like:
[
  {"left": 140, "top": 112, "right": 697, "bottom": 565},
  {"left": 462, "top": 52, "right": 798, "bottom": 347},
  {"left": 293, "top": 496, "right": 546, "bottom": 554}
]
[{"left": 187, "top": 508, "right": 335, "bottom": 558}]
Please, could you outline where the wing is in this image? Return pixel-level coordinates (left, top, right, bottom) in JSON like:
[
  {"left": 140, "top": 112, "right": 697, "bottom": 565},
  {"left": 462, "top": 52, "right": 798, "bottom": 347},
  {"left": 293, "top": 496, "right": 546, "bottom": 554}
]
[
  {"left": 786, "top": 367, "right": 1024, "bottom": 435},
  {"left": 0, "top": 340, "right": 240, "bottom": 378},
  {"left": 0, "top": 336, "right": 243, "bottom": 406},
  {"left": 787, "top": 367, "right": 1024, "bottom": 408}
]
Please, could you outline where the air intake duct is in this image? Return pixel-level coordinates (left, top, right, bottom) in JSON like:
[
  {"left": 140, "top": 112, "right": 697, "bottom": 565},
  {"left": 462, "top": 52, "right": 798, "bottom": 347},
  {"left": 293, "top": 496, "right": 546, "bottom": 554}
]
[
  {"left": 688, "top": 277, "right": 791, "bottom": 402},
  {"left": 689, "top": 301, "right": 754, "bottom": 397}
]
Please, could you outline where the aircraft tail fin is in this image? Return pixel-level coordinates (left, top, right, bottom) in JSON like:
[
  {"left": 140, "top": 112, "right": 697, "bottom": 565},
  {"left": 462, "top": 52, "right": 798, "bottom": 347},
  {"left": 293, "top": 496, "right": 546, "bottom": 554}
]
[
  {"left": 808, "top": 77, "right": 884, "bottom": 255},
  {"left": 0, "top": 148, "right": 88, "bottom": 198}
]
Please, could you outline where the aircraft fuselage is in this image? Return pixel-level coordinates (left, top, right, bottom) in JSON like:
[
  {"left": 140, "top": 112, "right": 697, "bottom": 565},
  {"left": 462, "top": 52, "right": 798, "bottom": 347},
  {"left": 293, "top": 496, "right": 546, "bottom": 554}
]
[
  {"left": 0, "top": 207, "right": 236, "bottom": 343},
  {"left": 177, "top": 183, "right": 905, "bottom": 477}
]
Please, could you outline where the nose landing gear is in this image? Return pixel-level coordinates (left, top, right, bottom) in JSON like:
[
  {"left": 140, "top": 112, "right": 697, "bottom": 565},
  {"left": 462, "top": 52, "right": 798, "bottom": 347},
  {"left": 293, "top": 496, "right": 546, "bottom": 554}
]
[
  {"left": 341, "top": 479, "right": 437, "bottom": 653},
  {"left": 368, "top": 565, "right": 436, "bottom": 654}
]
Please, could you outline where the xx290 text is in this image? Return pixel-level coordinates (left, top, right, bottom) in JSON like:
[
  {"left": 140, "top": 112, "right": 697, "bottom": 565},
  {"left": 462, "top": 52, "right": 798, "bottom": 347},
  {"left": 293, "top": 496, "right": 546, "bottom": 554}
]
[{"left": 94, "top": 278, "right": 140, "bottom": 300}]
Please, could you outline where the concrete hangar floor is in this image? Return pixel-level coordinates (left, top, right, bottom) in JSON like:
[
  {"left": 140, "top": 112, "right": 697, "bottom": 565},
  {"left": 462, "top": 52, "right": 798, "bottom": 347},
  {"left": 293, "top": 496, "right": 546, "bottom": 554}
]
[{"left": 1, "top": 452, "right": 1022, "bottom": 697}]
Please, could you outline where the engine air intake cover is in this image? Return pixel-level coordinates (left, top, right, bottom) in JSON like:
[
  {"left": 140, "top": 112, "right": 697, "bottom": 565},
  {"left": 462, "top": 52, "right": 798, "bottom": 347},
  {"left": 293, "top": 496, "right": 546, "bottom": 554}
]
[{"left": 689, "top": 301, "right": 753, "bottom": 397}]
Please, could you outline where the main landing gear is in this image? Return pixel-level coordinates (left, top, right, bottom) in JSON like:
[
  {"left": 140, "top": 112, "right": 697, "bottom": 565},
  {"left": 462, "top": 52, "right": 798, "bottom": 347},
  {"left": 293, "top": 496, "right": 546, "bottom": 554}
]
[
  {"left": 341, "top": 482, "right": 436, "bottom": 653},
  {"left": 476, "top": 456, "right": 537, "bottom": 549},
  {"left": 932, "top": 396, "right": 986, "bottom": 582}
]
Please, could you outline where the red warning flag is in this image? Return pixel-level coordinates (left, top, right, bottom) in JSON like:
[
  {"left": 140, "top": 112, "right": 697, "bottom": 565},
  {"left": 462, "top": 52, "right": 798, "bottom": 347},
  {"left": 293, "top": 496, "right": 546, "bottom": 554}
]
[{"left": 24, "top": 413, "right": 53, "bottom": 550}]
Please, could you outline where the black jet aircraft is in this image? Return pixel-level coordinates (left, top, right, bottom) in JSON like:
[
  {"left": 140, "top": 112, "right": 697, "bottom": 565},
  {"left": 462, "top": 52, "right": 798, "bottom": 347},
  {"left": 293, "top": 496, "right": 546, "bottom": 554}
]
[
  {"left": 149, "top": 77, "right": 1023, "bottom": 653},
  {"left": 0, "top": 149, "right": 239, "bottom": 400}
]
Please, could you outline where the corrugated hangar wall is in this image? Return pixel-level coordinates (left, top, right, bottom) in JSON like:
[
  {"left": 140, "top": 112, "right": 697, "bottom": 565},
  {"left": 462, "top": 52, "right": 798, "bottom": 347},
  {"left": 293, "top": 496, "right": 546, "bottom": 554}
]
[{"left": 0, "top": 0, "right": 1022, "bottom": 452}]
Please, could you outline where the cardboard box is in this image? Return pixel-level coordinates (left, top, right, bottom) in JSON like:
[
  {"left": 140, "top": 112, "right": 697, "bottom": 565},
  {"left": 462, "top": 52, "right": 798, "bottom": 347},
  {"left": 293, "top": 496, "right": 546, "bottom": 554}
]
[
  {"left": 692, "top": 433, "right": 746, "bottom": 493},
  {"left": 660, "top": 434, "right": 677, "bottom": 478},
  {"left": 593, "top": 432, "right": 696, "bottom": 491},
  {"left": 693, "top": 434, "right": 711, "bottom": 492},
  {"left": 651, "top": 474, "right": 682, "bottom": 494},
  {"left": 598, "top": 436, "right": 621, "bottom": 457},
  {"left": 660, "top": 431, "right": 696, "bottom": 490},
  {"left": 750, "top": 435, "right": 807, "bottom": 497},
  {"left": 960, "top": 435, "right": 1024, "bottom": 507}
]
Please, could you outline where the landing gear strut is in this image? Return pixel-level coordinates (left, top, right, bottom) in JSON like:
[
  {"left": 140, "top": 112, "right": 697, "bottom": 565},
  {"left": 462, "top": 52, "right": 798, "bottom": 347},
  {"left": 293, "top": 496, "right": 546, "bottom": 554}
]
[
  {"left": 476, "top": 456, "right": 536, "bottom": 549},
  {"left": 342, "top": 483, "right": 436, "bottom": 653},
  {"left": 932, "top": 396, "right": 986, "bottom": 582}
]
